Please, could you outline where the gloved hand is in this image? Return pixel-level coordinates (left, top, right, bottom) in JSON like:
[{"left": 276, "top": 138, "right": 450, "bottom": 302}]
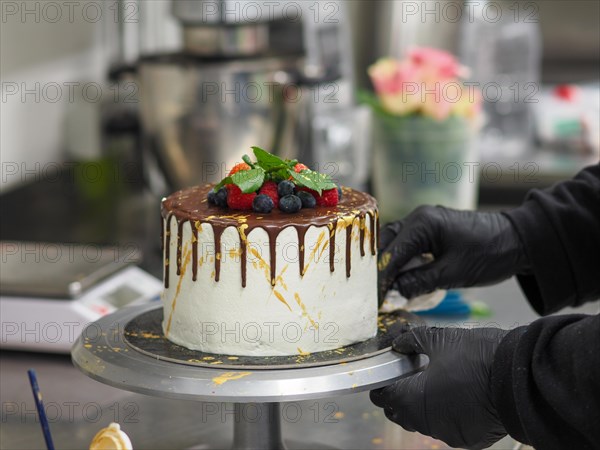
[
  {"left": 378, "top": 205, "right": 530, "bottom": 302},
  {"left": 370, "top": 327, "right": 509, "bottom": 450}
]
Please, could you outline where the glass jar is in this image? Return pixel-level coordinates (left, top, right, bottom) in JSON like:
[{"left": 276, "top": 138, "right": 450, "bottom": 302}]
[{"left": 372, "top": 113, "right": 480, "bottom": 223}]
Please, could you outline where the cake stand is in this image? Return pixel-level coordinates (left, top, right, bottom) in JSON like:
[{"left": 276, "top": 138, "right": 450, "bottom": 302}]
[{"left": 71, "top": 304, "right": 427, "bottom": 449}]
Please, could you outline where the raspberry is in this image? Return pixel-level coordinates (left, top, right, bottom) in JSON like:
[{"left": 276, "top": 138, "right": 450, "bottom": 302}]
[
  {"left": 297, "top": 187, "right": 338, "bottom": 207},
  {"left": 296, "top": 187, "right": 318, "bottom": 198},
  {"left": 294, "top": 163, "right": 309, "bottom": 173},
  {"left": 259, "top": 181, "right": 279, "bottom": 208},
  {"left": 226, "top": 185, "right": 256, "bottom": 210},
  {"left": 229, "top": 162, "right": 251, "bottom": 176},
  {"left": 316, "top": 188, "right": 339, "bottom": 206}
]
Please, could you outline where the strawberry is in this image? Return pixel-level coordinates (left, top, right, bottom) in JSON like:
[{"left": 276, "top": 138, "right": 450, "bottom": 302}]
[
  {"left": 226, "top": 185, "right": 256, "bottom": 210},
  {"left": 229, "top": 162, "right": 251, "bottom": 176},
  {"left": 293, "top": 163, "right": 309, "bottom": 173},
  {"left": 297, "top": 187, "right": 339, "bottom": 207},
  {"left": 259, "top": 181, "right": 279, "bottom": 208}
]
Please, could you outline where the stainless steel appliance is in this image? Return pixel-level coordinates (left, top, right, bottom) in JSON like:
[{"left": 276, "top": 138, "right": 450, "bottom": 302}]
[{"left": 136, "top": 0, "right": 368, "bottom": 191}]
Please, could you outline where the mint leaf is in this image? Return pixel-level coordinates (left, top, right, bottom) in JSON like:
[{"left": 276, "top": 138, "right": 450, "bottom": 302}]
[
  {"left": 231, "top": 168, "right": 265, "bottom": 193},
  {"left": 269, "top": 168, "right": 291, "bottom": 183},
  {"left": 214, "top": 176, "right": 233, "bottom": 191},
  {"left": 242, "top": 154, "right": 255, "bottom": 168},
  {"left": 214, "top": 168, "right": 265, "bottom": 193},
  {"left": 288, "top": 169, "right": 336, "bottom": 195},
  {"left": 252, "top": 146, "right": 287, "bottom": 171}
]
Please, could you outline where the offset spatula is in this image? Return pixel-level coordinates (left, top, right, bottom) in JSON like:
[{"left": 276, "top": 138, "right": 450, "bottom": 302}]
[{"left": 378, "top": 253, "right": 435, "bottom": 308}]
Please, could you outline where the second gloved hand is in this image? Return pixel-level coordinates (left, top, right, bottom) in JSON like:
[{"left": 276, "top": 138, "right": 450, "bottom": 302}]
[
  {"left": 378, "top": 206, "right": 530, "bottom": 301},
  {"left": 370, "top": 327, "right": 509, "bottom": 449}
]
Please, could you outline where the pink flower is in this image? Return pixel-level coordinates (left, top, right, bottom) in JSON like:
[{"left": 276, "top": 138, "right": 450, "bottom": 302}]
[
  {"left": 409, "top": 47, "right": 466, "bottom": 80},
  {"left": 368, "top": 58, "right": 419, "bottom": 96},
  {"left": 367, "top": 47, "right": 481, "bottom": 121},
  {"left": 421, "top": 80, "right": 455, "bottom": 121},
  {"left": 453, "top": 85, "right": 483, "bottom": 119}
]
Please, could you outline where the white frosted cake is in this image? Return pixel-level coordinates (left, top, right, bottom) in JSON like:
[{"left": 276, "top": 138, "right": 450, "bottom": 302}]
[{"left": 160, "top": 150, "right": 379, "bottom": 356}]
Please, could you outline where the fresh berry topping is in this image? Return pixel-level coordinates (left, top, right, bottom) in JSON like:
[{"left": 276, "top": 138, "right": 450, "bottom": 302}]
[
  {"left": 294, "top": 163, "right": 309, "bottom": 173},
  {"left": 207, "top": 189, "right": 217, "bottom": 205},
  {"left": 212, "top": 147, "right": 337, "bottom": 213},
  {"left": 277, "top": 180, "right": 295, "bottom": 197},
  {"left": 259, "top": 181, "right": 279, "bottom": 208},
  {"left": 316, "top": 188, "right": 339, "bottom": 207},
  {"left": 214, "top": 187, "right": 228, "bottom": 207},
  {"left": 296, "top": 187, "right": 318, "bottom": 197},
  {"left": 226, "top": 185, "right": 256, "bottom": 210},
  {"left": 297, "top": 187, "right": 339, "bottom": 207},
  {"left": 297, "top": 190, "right": 316, "bottom": 208},
  {"left": 229, "top": 162, "right": 251, "bottom": 176},
  {"left": 252, "top": 194, "right": 274, "bottom": 213},
  {"left": 337, "top": 185, "right": 343, "bottom": 200},
  {"left": 279, "top": 194, "right": 302, "bottom": 213}
]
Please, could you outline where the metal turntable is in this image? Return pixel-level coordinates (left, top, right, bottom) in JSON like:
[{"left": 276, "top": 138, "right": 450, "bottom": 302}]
[{"left": 71, "top": 304, "right": 427, "bottom": 449}]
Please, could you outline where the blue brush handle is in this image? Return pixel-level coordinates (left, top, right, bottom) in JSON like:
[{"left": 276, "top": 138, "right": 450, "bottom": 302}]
[{"left": 27, "top": 369, "right": 55, "bottom": 450}]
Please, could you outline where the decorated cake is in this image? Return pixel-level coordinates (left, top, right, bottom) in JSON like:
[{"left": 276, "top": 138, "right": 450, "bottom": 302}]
[{"left": 160, "top": 147, "right": 379, "bottom": 356}]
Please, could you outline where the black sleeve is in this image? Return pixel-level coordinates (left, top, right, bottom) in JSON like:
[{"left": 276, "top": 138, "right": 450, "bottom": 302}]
[
  {"left": 503, "top": 163, "right": 600, "bottom": 315},
  {"left": 491, "top": 313, "right": 600, "bottom": 450}
]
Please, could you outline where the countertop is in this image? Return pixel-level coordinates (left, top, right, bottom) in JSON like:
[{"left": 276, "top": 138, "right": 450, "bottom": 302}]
[{"left": 2, "top": 279, "right": 597, "bottom": 450}]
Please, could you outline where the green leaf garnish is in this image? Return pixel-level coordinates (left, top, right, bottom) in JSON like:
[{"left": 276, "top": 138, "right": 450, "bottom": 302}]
[
  {"left": 214, "top": 167, "right": 265, "bottom": 193},
  {"left": 231, "top": 168, "right": 265, "bottom": 193},
  {"left": 288, "top": 169, "right": 336, "bottom": 195},
  {"left": 242, "top": 154, "right": 255, "bottom": 168},
  {"left": 252, "top": 146, "right": 288, "bottom": 170}
]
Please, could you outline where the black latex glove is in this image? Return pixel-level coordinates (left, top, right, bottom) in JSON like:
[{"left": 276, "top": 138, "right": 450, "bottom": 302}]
[
  {"left": 378, "top": 206, "right": 529, "bottom": 302},
  {"left": 371, "top": 327, "right": 509, "bottom": 449}
]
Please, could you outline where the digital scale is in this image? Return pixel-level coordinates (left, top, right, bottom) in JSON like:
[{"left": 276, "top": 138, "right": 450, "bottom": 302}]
[{"left": 0, "top": 242, "right": 162, "bottom": 353}]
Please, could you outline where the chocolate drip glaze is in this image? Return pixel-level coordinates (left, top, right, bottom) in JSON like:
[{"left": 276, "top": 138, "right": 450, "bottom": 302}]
[
  {"left": 345, "top": 224, "right": 353, "bottom": 277},
  {"left": 191, "top": 224, "right": 198, "bottom": 282},
  {"left": 297, "top": 227, "right": 308, "bottom": 276},
  {"left": 269, "top": 234, "right": 277, "bottom": 286},
  {"left": 359, "top": 216, "right": 366, "bottom": 257},
  {"left": 369, "top": 213, "right": 376, "bottom": 256},
  {"left": 240, "top": 234, "right": 247, "bottom": 288},
  {"left": 212, "top": 225, "right": 225, "bottom": 282},
  {"left": 176, "top": 220, "right": 184, "bottom": 276},
  {"left": 329, "top": 221, "right": 337, "bottom": 273},
  {"left": 161, "top": 185, "right": 378, "bottom": 288},
  {"left": 164, "top": 214, "right": 172, "bottom": 288}
]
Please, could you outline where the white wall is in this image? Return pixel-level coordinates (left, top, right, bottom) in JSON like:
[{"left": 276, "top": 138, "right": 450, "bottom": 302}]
[
  {"left": 1, "top": 2, "right": 111, "bottom": 192},
  {"left": 0, "top": 0, "right": 181, "bottom": 192}
]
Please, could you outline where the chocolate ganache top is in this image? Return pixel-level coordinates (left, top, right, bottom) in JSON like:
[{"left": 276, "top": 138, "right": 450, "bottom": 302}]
[{"left": 161, "top": 184, "right": 378, "bottom": 289}]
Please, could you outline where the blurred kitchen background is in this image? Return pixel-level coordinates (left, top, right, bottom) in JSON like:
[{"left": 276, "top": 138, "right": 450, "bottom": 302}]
[
  {"left": 1, "top": 2, "right": 599, "bottom": 449},
  {"left": 2, "top": 0, "right": 599, "bottom": 226},
  {"left": 1, "top": 0, "right": 599, "bottom": 334},
  {"left": 1, "top": 0, "right": 599, "bottom": 339}
]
